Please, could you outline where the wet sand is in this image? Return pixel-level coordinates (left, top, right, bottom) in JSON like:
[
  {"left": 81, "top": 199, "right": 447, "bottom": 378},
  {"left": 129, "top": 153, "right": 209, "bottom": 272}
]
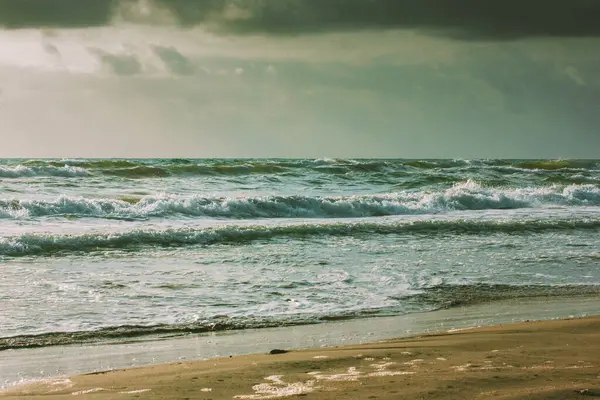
[{"left": 2, "top": 316, "right": 600, "bottom": 400}]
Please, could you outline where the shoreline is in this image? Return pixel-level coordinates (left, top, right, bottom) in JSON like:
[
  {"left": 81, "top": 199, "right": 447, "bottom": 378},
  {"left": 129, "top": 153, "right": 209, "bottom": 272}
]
[
  {"left": 2, "top": 295, "right": 600, "bottom": 397},
  {"left": 2, "top": 314, "right": 600, "bottom": 399}
]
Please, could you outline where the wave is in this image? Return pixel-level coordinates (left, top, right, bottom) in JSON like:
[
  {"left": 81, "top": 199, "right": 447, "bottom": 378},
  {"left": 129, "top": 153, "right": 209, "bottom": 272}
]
[
  {"left": 0, "top": 317, "right": 314, "bottom": 351},
  {"left": 102, "top": 163, "right": 289, "bottom": 178},
  {"left": 401, "top": 283, "right": 600, "bottom": 308},
  {"left": 1, "top": 159, "right": 598, "bottom": 179},
  {"left": 1, "top": 218, "right": 600, "bottom": 257},
  {"left": 21, "top": 159, "right": 140, "bottom": 168},
  {"left": 2, "top": 283, "right": 598, "bottom": 351},
  {"left": 2, "top": 182, "right": 599, "bottom": 220},
  {"left": 513, "top": 159, "right": 599, "bottom": 171},
  {"left": 0, "top": 165, "right": 89, "bottom": 178},
  {"left": 4, "top": 160, "right": 335, "bottom": 178}
]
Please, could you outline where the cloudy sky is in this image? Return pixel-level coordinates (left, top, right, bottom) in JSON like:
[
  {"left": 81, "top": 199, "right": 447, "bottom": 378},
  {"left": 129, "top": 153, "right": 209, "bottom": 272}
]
[{"left": 0, "top": 0, "right": 598, "bottom": 158}]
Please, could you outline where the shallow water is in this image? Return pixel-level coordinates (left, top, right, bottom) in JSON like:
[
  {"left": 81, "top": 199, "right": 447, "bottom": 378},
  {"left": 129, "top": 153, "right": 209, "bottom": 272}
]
[{"left": 2, "top": 296, "right": 599, "bottom": 389}]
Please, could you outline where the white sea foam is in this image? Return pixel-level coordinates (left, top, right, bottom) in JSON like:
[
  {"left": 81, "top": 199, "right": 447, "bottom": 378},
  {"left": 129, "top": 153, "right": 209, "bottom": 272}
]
[
  {"left": 120, "top": 389, "right": 151, "bottom": 394},
  {"left": 0, "top": 165, "right": 89, "bottom": 178},
  {"left": 0, "top": 215, "right": 598, "bottom": 257},
  {"left": 71, "top": 387, "right": 104, "bottom": 395},
  {"left": 234, "top": 376, "right": 317, "bottom": 399},
  {"left": 1, "top": 182, "right": 599, "bottom": 220}
]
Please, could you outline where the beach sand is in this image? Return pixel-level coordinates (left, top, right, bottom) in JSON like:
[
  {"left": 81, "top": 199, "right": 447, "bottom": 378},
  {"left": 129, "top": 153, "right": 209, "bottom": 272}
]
[{"left": 2, "top": 316, "right": 599, "bottom": 400}]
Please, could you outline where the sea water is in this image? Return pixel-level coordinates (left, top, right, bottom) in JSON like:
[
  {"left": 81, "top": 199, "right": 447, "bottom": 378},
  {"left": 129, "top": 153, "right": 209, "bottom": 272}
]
[{"left": 1, "top": 158, "right": 599, "bottom": 353}]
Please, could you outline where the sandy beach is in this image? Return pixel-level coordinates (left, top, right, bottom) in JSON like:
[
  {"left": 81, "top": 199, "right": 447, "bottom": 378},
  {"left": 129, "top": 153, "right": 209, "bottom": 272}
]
[{"left": 3, "top": 315, "right": 599, "bottom": 400}]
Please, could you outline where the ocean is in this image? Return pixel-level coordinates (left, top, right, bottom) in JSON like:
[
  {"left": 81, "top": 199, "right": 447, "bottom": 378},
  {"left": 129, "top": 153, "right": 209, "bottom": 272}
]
[{"left": 1, "top": 158, "right": 600, "bottom": 358}]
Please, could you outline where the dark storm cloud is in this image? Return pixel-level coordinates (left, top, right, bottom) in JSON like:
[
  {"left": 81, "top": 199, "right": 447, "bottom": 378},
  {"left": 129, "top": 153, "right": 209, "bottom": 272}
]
[
  {"left": 1, "top": 0, "right": 600, "bottom": 40},
  {"left": 0, "top": 0, "right": 115, "bottom": 28}
]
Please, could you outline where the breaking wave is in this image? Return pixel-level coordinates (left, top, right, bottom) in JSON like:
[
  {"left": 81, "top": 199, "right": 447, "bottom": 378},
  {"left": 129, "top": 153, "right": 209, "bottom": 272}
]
[
  {"left": 1, "top": 182, "right": 599, "bottom": 220},
  {"left": 0, "top": 165, "right": 89, "bottom": 178},
  {"left": 0, "top": 159, "right": 597, "bottom": 179},
  {"left": 1, "top": 218, "right": 599, "bottom": 257}
]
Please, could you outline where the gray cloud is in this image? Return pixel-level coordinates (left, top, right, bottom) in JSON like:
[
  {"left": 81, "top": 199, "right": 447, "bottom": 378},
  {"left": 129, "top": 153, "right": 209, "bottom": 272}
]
[
  {"left": 0, "top": 0, "right": 115, "bottom": 28},
  {"left": 1, "top": 0, "right": 600, "bottom": 40}
]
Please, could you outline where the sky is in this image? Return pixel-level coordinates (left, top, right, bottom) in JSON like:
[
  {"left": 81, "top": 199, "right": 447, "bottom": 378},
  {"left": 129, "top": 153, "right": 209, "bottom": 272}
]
[{"left": 0, "top": 0, "right": 599, "bottom": 158}]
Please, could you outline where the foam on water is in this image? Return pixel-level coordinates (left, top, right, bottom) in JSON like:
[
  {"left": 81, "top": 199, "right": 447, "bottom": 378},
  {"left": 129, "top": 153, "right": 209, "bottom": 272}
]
[
  {"left": 2, "top": 283, "right": 599, "bottom": 350},
  {"left": 0, "top": 158, "right": 599, "bottom": 353},
  {"left": 1, "top": 159, "right": 598, "bottom": 178},
  {"left": 1, "top": 216, "right": 599, "bottom": 257},
  {"left": 0, "top": 165, "right": 89, "bottom": 178},
  {"left": 1, "top": 181, "right": 599, "bottom": 220}
]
